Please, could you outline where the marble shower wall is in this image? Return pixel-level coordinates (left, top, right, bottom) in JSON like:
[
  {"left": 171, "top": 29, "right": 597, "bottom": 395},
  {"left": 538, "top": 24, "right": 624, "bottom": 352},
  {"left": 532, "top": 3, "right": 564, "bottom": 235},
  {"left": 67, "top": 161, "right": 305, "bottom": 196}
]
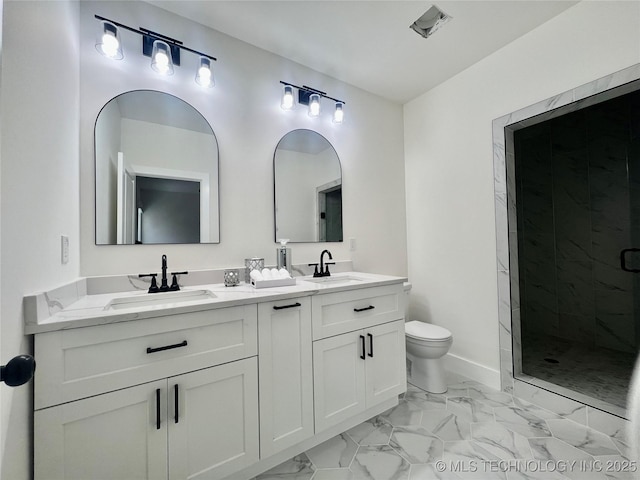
[
  {"left": 492, "top": 63, "right": 640, "bottom": 417},
  {"left": 514, "top": 92, "right": 640, "bottom": 353}
]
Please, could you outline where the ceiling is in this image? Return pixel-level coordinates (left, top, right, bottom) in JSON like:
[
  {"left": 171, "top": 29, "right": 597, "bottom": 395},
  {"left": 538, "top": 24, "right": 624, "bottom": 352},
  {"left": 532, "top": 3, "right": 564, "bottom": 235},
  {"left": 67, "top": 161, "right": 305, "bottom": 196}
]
[{"left": 149, "top": 1, "right": 578, "bottom": 104}]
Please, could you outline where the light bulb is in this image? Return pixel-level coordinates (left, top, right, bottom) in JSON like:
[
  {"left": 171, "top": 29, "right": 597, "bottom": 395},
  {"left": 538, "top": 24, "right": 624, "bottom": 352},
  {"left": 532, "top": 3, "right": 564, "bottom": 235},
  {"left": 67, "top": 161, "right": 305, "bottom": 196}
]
[
  {"left": 309, "top": 94, "right": 320, "bottom": 117},
  {"left": 281, "top": 85, "right": 294, "bottom": 110},
  {"left": 95, "top": 21, "right": 123, "bottom": 60},
  {"left": 195, "top": 57, "right": 214, "bottom": 87},
  {"left": 333, "top": 102, "right": 344, "bottom": 124},
  {"left": 151, "top": 40, "right": 174, "bottom": 75}
]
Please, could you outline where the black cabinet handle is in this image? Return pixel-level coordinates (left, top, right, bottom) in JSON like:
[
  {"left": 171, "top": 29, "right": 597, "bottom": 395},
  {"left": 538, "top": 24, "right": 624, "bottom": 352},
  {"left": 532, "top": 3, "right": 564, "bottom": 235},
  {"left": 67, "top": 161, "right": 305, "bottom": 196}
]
[
  {"left": 621, "top": 248, "right": 640, "bottom": 272},
  {"left": 156, "top": 388, "right": 161, "bottom": 430},
  {"left": 147, "top": 340, "right": 188, "bottom": 354},
  {"left": 354, "top": 305, "right": 375, "bottom": 313},
  {"left": 368, "top": 333, "right": 374, "bottom": 357},
  {"left": 174, "top": 384, "right": 179, "bottom": 424},
  {"left": 359, "top": 335, "right": 366, "bottom": 360},
  {"left": 273, "top": 302, "right": 302, "bottom": 310}
]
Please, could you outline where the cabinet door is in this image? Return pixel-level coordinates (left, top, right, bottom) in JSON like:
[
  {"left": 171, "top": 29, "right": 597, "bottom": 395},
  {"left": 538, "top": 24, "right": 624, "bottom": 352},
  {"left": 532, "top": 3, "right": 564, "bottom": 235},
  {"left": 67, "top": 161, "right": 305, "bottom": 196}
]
[
  {"left": 168, "top": 357, "right": 259, "bottom": 480},
  {"left": 258, "top": 298, "right": 314, "bottom": 457},
  {"left": 365, "top": 320, "right": 407, "bottom": 406},
  {"left": 35, "top": 380, "right": 167, "bottom": 480},
  {"left": 313, "top": 331, "right": 366, "bottom": 432}
]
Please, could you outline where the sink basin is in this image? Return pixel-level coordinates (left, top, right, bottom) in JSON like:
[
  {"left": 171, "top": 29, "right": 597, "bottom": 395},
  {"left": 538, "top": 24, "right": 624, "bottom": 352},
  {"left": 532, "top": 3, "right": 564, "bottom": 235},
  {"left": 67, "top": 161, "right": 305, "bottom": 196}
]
[
  {"left": 105, "top": 289, "right": 217, "bottom": 311},
  {"left": 304, "top": 275, "right": 363, "bottom": 285}
]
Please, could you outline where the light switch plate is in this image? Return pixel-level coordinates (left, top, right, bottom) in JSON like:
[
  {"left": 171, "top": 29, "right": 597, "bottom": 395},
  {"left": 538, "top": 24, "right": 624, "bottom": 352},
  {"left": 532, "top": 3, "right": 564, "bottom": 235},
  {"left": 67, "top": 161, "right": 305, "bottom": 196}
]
[
  {"left": 349, "top": 237, "right": 356, "bottom": 251},
  {"left": 61, "top": 235, "right": 69, "bottom": 264}
]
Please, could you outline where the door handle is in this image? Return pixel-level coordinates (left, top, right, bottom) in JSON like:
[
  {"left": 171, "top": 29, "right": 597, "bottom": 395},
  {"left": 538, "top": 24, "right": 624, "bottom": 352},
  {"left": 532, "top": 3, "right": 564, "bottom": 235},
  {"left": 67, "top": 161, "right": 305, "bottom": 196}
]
[
  {"left": 367, "top": 333, "right": 374, "bottom": 357},
  {"left": 354, "top": 305, "right": 375, "bottom": 313},
  {"left": 359, "top": 335, "right": 366, "bottom": 360},
  {"left": 146, "top": 340, "right": 188, "bottom": 354},
  {"left": 273, "top": 302, "right": 302, "bottom": 310},
  {"left": 156, "top": 388, "right": 161, "bottom": 430},
  {"left": 621, "top": 248, "right": 640, "bottom": 272},
  {"left": 174, "top": 384, "right": 179, "bottom": 424}
]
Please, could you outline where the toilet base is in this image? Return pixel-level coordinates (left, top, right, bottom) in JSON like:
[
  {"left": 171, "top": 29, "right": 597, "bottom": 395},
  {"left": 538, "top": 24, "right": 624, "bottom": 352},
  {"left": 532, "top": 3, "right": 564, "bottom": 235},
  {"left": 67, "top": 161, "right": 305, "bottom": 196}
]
[{"left": 407, "top": 353, "right": 447, "bottom": 394}]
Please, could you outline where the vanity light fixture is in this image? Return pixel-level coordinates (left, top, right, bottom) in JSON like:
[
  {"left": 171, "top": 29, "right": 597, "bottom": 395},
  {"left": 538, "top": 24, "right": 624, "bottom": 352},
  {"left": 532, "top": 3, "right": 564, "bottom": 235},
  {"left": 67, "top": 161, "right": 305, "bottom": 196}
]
[
  {"left": 279, "top": 81, "right": 346, "bottom": 123},
  {"left": 95, "top": 20, "right": 123, "bottom": 60},
  {"left": 94, "top": 15, "right": 217, "bottom": 86}
]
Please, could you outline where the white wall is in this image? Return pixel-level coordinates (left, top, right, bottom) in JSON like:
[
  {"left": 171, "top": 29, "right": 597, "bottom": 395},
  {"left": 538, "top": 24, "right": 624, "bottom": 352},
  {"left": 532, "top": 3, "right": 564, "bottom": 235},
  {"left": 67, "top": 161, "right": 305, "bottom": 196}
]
[
  {"left": 0, "top": 1, "right": 80, "bottom": 477},
  {"left": 80, "top": 1, "right": 407, "bottom": 277},
  {"left": 404, "top": 1, "right": 640, "bottom": 382}
]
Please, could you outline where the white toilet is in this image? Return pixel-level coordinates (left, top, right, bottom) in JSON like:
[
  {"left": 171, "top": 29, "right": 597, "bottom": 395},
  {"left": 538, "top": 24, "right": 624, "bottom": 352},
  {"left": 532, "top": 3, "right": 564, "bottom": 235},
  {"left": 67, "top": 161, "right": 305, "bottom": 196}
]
[{"left": 405, "top": 321, "right": 453, "bottom": 394}]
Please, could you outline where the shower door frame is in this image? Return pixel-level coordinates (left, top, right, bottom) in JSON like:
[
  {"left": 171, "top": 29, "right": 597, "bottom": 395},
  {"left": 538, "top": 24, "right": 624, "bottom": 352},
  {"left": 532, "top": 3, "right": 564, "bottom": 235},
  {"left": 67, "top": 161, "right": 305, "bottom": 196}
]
[{"left": 492, "top": 63, "right": 640, "bottom": 421}]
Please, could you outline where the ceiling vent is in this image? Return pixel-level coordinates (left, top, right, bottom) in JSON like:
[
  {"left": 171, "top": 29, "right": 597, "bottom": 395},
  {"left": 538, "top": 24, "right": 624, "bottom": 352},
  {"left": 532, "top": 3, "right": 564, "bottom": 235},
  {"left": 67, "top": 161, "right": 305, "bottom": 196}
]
[{"left": 410, "top": 5, "right": 452, "bottom": 39}]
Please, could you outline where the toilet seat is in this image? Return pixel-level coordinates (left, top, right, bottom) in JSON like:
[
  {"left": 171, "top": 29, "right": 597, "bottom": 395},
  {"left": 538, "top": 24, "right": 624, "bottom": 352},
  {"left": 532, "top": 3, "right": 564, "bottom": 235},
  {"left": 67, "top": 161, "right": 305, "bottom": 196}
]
[{"left": 405, "top": 320, "right": 451, "bottom": 341}]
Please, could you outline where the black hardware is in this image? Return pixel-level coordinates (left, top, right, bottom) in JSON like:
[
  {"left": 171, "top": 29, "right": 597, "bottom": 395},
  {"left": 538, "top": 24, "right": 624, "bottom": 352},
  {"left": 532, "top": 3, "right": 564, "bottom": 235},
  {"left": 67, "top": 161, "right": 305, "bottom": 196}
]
[
  {"left": 621, "top": 248, "right": 640, "bottom": 272},
  {"left": 354, "top": 305, "right": 375, "bottom": 313},
  {"left": 147, "top": 340, "right": 188, "bottom": 354},
  {"left": 308, "top": 263, "right": 320, "bottom": 276},
  {"left": 280, "top": 81, "right": 345, "bottom": 105},
  {"left": 0, "top": 355, "right": 35, "bottom": 387},
  {"left": 142, "top": 31, "right": 182, "bottom": 66},
  {"left": 359, "top": 335, "right": 366, "bottom": 360},
  {"left": 273, "top": 302, "right": 302, "bottom": 310},
  {"left": 368, "top": 333, "right": 374, "bottom": 358},
  {"left": 170, "top": 271, "right": 188, "bottom": 291},
  {"left": 156, "top": 388, "right": 161, "bottom": 430},
  {"left": 139, "top": 273, "right": 159, "bottom": 293},
  {"left": 160, "top": 254, "right": 169, "bottom": 291},
  {"left": 174, "top": 384, "right": 179, "bottom": 424},
  {"left": 324, "top": 262, "right": 335, "bottom": 276},
  {"left": 313, "top": 250, "right": 333, "bottom": 277}
]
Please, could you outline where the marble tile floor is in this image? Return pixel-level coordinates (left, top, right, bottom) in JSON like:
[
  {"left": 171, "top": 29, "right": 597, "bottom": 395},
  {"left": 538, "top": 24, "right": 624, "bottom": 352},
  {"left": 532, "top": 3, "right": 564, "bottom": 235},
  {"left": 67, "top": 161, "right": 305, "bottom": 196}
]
[
  {"left": 521, "top": 333, "right": 636, "bottom": 409},
  {"left": 254, "top": 373, "right": 635, "bottom": 480}
]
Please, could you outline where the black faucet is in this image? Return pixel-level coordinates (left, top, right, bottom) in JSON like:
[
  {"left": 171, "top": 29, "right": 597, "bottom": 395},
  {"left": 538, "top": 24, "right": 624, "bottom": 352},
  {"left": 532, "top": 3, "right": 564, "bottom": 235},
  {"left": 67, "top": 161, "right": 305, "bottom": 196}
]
[
  {"left": 310, "top": 250, "right": 335, "bottom": 278},
  {"left": 139, "top": 255, "right": 188, "bottom": 293}
]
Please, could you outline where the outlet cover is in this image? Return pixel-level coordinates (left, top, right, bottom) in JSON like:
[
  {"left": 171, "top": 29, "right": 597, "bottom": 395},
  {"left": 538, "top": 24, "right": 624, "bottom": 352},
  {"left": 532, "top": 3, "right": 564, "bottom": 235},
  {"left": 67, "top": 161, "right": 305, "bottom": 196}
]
[
  {"left": 349, "top": 237, "right": 357, "bottom": 252},
  {"left": 61, "top": 235, "right": 69, "bottom": 264}
]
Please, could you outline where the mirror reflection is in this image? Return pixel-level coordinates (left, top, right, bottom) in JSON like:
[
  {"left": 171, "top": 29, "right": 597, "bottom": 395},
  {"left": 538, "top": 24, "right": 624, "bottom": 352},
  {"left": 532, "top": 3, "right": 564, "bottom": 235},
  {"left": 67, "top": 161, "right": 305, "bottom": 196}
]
[
  {"left": 274, "top": 129, "right": 343, "bottom": 242},
  {"left": 95, "top": 90, "right": 219, "bottom": 244}
]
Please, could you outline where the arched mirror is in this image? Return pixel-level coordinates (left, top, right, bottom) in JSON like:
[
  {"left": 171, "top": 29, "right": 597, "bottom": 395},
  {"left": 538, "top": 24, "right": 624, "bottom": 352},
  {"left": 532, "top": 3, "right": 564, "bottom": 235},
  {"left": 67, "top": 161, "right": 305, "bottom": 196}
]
[
  {"left": 274, "top": 129, "right": 343, "bottom": 242},
  {"left": 95, "top": 90, "right": 219, "bottom": 244}
]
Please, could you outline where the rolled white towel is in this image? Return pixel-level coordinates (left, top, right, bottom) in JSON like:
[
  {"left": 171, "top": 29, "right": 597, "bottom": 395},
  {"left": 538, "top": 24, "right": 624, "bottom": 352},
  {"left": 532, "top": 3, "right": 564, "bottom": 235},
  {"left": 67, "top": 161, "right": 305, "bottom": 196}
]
[
  {"left": 278, "top": 268, "right": 291, "bottom": 279},
  {"left": 271, "top": 268, "right": 280, "bottom": 278},
  {"left": 261, "top": 268, "right": 272, "bottom": 280},
  {"left": 250, "top": 269, "right": 263, "bottom": 282}
]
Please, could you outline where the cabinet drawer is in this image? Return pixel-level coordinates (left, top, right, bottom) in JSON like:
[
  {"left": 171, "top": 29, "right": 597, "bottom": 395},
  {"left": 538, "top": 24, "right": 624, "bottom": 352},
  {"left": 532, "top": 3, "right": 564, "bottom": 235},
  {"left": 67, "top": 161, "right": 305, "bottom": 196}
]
[
  {"left": 35, "top": 305, "right": 257, "bottom": 410},
  {"left": 311, "top": 284, "right": 403, "bottom": 340}
]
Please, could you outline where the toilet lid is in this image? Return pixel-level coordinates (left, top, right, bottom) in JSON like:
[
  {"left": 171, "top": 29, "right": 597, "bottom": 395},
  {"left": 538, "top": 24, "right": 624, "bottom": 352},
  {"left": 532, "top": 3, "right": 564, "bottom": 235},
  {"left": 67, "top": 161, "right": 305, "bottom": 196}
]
[{"left": 405, "top": 320, "right": 452, "bottom": 341}]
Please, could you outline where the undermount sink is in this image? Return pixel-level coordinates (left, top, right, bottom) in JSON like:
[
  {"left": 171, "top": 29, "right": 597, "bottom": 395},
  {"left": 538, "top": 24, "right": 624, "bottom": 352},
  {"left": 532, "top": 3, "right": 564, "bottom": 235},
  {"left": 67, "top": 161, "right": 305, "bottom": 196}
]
[
  {"left": 304, "top": 275, "right": 363, "bottom": 285},
  {"left": 105, "top": 289, "right": 217, "bottom": 311}
]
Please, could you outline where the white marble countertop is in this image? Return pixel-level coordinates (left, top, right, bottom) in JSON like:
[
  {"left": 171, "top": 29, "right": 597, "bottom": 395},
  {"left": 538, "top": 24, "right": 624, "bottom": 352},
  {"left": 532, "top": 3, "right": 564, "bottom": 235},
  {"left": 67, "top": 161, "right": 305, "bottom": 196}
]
[{"left": 24, "top": 271, "right": 407, "bottom": 334}]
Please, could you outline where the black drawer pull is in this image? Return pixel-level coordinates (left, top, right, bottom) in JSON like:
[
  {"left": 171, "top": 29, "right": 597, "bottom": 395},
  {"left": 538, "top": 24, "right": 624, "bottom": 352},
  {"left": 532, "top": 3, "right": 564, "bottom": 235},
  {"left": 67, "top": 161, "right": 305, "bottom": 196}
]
[
  {"left": 359, "top": 335, "right": 366, "bottom": 360},
  {"left": 368, "top": 333, "right": 374, "bottom": 357},
  {"left": 147, "top": 340, "right": 188, "bottom": 354},
  {"left": 354, "top": 305, "right": 375, "bottom": 313},
  {"left": 273, "top": 302, "right": 302, "bottom": 310},
  {"left": 174, "top": 384, "right": 179, "bottom": 424},
  {"left": 156, "top": 388, "right": 161, "bottom": 430}
]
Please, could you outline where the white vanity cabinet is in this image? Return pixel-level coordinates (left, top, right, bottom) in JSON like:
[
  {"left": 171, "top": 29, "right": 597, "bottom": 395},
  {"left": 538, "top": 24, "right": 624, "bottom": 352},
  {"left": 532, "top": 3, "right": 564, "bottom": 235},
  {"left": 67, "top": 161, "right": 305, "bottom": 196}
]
[
  {"left": 258, "top": 297, "right": 314, "bottom": 457},
  {"left": 311, "top": 284, "right": 406, "bottom": 432},
  {"left": 34, "top": 305, "right": 259, "bottom": 480}
]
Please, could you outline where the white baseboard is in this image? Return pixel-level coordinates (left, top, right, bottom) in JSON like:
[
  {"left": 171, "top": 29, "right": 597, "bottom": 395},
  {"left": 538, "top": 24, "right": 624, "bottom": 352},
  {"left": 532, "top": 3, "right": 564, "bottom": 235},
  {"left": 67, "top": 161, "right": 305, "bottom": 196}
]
[{"left": 443, "top": 352, "right": 501, "bottom": 390}]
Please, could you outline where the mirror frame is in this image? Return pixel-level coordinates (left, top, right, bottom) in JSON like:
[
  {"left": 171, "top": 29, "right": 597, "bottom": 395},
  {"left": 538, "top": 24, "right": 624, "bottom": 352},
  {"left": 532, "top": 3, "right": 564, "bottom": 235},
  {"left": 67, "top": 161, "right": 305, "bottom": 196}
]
[
  {"left": 94, "top": 89, "right": 220, "bottom": 245},
  {"left": 273, "top": 129, "right": 343, "bottom": 243}
]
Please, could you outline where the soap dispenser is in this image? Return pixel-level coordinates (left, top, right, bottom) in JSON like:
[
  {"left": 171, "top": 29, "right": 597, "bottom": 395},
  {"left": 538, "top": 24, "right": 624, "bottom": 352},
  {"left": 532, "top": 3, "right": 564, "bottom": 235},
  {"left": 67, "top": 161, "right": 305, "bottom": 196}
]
[{"left": 276, "top": 239, "right": 292, "bottom": 275}]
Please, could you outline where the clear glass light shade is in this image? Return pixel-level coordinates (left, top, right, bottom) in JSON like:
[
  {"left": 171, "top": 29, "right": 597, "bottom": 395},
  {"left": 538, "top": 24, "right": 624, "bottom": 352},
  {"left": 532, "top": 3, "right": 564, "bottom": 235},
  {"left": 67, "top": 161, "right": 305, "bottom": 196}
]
[
  {"left": 95, "top": 21, "right": 123, "bottom": 60},
  {"left": 308, "top": 94, "right": 321, "bottom": 117},
  {"left": 151, "top": 40, "right": 174, "bottom": 75},
  {"left": 195, "top": 57, "right": 214, "bottom": 87},
  {"left": 333, "top": 102, "right": 344, "bottom": 124},
  {"left": 281, "top": 85, "right": 295, "bottom": 110}
]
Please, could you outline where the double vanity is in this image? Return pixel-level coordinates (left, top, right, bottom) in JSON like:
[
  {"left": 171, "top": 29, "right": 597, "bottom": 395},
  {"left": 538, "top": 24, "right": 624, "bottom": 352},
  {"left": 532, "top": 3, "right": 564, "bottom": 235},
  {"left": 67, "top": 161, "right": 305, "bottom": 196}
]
[{"left": 26, "top": 270, "right": 407, "bottom": 480}]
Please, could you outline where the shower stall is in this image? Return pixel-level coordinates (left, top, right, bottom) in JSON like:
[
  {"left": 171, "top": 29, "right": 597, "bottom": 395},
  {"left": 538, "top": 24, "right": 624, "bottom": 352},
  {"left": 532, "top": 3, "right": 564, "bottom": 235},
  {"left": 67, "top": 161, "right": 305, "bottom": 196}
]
[{"left": 498, "top": 70, "right": 640, "bottom": 418}]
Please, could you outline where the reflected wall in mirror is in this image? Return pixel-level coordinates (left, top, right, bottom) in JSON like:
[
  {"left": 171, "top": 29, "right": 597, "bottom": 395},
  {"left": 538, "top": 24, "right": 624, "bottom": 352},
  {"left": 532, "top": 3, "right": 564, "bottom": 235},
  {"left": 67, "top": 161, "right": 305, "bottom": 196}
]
[
  {"left": 95, "top": 90, "right": 219, "bottom": 244},
  {"left": 274, "top": 129, "right": 343, "bottom": 242}
]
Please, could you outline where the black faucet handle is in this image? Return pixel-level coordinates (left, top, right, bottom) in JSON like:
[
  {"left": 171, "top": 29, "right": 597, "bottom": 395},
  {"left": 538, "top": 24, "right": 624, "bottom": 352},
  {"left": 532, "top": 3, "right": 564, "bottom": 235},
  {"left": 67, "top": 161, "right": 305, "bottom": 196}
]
[
  {"left": 308, "top": 263, "right": 320, "bottom": 277},
  {"left": 169, "top": 271, "right": 188, "bottom": 291},
  {"left": 139, "top": 273, "right": 159, "bottom": 293},
  {"left": 324, "top": 262, "right": 335, "bottom": 275}
]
